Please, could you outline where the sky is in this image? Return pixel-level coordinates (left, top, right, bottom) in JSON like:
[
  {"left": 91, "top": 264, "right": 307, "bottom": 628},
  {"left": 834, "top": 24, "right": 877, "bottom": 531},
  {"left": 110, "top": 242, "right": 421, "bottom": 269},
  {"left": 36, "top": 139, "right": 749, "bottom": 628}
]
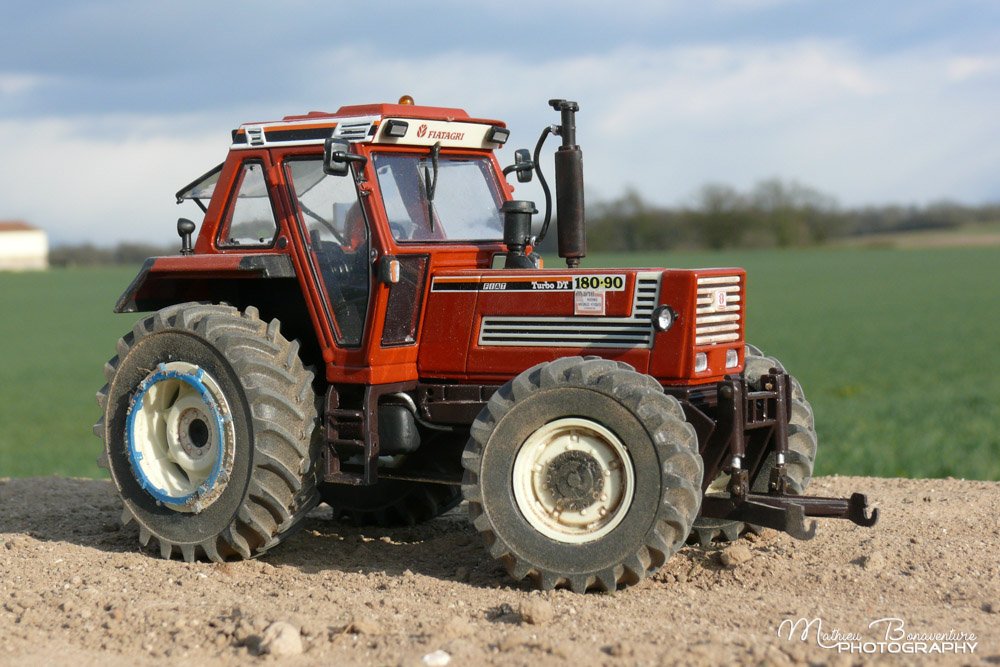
[{"left": 1, "top": 0, "right": 999, "bottom": 245}]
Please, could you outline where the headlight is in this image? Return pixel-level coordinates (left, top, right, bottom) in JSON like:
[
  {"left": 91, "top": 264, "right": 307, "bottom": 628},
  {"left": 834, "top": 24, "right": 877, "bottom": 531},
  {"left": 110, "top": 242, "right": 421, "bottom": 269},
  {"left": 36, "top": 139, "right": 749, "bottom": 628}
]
[
  {"left": 651, "top": 305, "right": 677, "bottom": 332},
  {"left": 694, "top": 352, "right": 708, "bottom": 372},
  {"left": 726, "top": 348, "right": 739, "bottom": 368}
]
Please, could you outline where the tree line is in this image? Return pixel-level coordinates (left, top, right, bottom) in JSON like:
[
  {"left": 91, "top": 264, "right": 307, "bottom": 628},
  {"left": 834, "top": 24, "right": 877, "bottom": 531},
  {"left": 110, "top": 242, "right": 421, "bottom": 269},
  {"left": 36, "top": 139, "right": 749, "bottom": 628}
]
[
  {"left": 50, "top": 179, "right": 1000, "bottom": 265},
  {"left": 569, "top": 179, "right": 1000, "bottom": 252},
  {"left": 49, "top": 242, "right": 177, "bottom": 267}
]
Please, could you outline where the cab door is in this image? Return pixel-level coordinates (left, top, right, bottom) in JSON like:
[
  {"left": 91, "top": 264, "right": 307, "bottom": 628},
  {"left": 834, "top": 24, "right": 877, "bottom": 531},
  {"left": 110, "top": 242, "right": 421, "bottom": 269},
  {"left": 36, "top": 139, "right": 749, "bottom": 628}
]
[{"left": 278, "top": 151, "right": 374, "bottom": 377}]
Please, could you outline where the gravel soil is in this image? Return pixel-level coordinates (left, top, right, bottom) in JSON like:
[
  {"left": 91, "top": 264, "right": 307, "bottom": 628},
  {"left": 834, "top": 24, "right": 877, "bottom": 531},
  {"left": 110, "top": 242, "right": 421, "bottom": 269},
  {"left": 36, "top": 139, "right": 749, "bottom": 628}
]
[{"left": 1, "top": 475, "right": 997, "bottom": 666}]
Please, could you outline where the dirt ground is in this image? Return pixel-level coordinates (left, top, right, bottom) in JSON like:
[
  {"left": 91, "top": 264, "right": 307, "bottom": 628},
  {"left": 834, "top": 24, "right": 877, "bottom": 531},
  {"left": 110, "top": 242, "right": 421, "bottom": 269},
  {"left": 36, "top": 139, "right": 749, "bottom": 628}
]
[{"left": 1, "top": 475, "right": 997, "bottom": 666}]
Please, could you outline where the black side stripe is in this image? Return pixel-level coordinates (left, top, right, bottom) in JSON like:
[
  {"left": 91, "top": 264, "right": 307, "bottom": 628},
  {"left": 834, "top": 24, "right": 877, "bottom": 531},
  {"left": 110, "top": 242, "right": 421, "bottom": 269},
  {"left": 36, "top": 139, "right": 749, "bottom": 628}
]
[{"left": 264, "top": 127, "right": 335, "bottom": 143}]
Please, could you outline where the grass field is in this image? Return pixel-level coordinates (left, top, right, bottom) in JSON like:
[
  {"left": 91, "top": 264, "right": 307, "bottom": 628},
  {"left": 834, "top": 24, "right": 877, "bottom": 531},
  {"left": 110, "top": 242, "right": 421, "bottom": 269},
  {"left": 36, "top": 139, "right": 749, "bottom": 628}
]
[
  {"left": 1, "top": 245, "right": 997, "bottom": 480},
  {"left": 0, "top": 267, "right": 138, "bottom": 478}
]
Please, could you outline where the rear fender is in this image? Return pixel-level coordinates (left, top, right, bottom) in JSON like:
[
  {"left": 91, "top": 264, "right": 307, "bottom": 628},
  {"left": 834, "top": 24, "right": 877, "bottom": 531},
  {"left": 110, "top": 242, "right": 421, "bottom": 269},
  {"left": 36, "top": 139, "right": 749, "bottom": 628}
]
[
  {"left": 114, "top": 253, "right": 322, "bottom": 371},
  {"left": 115, "top": 254, "right": 296, "bottom": 313}
]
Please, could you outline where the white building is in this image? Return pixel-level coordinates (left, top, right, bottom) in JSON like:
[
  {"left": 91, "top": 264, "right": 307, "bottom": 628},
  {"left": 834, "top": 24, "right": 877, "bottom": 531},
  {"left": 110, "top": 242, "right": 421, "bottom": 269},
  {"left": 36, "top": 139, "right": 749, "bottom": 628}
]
[{"left": 0, "top": 222, "right": 49, "bottom": 271}]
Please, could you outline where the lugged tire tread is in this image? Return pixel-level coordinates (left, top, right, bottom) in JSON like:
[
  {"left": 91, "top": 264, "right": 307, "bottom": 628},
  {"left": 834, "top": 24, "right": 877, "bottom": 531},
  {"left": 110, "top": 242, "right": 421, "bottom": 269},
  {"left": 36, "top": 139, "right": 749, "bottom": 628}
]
[
  {"left": 462, "top": 357, "right": 703, "bottom": 593},
  {"left": 95, "top": 302, "right": 319, "bottom": 562}
]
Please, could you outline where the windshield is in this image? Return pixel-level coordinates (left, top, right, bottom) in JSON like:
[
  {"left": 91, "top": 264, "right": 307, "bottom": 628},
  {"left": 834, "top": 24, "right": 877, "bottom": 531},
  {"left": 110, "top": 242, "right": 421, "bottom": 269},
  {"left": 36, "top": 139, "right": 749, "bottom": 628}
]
[{"left": 372, "top": 153, "right": 503, "bottom": 242}]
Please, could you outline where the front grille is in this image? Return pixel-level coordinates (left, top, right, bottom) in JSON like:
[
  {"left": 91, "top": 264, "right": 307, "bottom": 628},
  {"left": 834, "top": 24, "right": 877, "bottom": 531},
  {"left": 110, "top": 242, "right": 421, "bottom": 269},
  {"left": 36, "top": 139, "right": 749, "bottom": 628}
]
[
  {"left": 695, "top": 275, "right": 742, "bottom": 345},
  {"left": 632, "top": 275, "right": 660, "bottom": 319},
  {"left": 479, "top": 271, "right": 661, "bottom": 348}
]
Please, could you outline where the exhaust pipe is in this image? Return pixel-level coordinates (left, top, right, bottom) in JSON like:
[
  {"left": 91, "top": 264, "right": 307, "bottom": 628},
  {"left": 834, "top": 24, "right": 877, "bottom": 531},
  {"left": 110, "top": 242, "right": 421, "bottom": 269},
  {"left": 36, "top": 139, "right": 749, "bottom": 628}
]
[{"left": 549, "top": 99, "right": 586, "bottom": 268}]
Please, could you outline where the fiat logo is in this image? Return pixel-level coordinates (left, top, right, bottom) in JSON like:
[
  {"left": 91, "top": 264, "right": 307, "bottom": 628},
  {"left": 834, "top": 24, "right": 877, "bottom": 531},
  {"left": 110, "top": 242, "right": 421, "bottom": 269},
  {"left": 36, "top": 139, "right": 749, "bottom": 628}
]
[
  {"left": 417, "top": 124, "right": 428, "bottom": 138},
  {"left": 712, "top": 289, "right": 728, "bottom": 311}
]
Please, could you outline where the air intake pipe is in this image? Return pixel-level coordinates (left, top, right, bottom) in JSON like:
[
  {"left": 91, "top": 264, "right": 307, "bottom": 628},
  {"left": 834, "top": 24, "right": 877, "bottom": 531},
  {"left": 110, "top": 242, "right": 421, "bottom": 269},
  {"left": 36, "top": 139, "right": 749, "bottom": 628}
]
[{"left": 549, "top": 99, "right": 586, "bottom": 268}]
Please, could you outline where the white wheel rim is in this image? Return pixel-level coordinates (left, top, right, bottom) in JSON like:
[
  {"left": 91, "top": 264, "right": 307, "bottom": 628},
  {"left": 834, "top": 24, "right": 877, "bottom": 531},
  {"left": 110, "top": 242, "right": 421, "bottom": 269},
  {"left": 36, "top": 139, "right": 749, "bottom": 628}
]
[
  {"left": 512, "top": 417, "right": 635, "bottom": 544},
  {"left": 126, "top": 361, "right": 235, "bottom": 513}
]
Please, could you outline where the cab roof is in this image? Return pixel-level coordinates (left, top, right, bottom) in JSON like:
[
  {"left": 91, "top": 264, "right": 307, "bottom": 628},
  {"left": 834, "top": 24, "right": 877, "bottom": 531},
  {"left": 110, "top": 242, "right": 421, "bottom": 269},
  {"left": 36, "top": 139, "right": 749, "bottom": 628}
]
[{"left": 231, "top": 101, "right": 507, "bottom": 151}]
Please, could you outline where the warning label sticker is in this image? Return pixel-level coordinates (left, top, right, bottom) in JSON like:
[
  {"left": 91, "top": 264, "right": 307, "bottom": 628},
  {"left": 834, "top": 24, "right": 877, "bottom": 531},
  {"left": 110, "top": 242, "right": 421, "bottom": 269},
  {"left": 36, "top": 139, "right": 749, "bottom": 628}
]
[{"left": 574, "top": 290, "right": 606, "bottom": 316}]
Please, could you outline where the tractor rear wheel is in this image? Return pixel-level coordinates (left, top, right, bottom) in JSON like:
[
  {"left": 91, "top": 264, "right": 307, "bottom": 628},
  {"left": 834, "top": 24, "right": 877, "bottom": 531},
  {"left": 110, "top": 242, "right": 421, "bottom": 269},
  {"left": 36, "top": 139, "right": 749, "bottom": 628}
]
[
  {"left": 94, "top": 303, "right": 320, "bottom": 561},
  {"left": 690, "top": 344, "right": 818, "bottom": 545},
  {"left": 319, "top": 433, "right": 464, "bottom": 526},
  {"left": 463, "top": 357, "right": 702, "bottom": 592}
]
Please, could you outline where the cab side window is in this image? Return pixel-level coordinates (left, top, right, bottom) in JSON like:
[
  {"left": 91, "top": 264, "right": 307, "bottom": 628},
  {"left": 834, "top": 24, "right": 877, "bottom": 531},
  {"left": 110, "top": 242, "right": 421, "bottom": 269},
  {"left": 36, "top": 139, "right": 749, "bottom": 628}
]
[{"left": 217, "top": 161, "right": 278, "bottom": 247}]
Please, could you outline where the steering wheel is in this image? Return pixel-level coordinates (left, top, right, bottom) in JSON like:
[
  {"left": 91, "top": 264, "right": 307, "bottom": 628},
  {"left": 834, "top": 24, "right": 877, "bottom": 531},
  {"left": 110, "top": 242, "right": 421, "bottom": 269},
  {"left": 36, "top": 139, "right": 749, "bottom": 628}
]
[
  {"left": 389, "top": 220, "right": 415, "bottom": 241},
  {"left": 300, "top": 201, "right": 345, "bottom": 244}
]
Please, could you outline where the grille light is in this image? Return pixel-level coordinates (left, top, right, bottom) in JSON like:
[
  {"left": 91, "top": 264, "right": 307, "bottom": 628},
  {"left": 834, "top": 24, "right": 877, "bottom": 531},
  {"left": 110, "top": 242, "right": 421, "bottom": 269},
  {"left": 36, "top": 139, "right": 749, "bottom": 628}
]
[
  {"left": 651, "top": 305, "right": 677, "bottom": 332},
  {"left": 384, "top": 119, "right": 409, "bottom": 138},
  {"left": 694, "top": 352, "right": 708, "bottom": 373},
  {"left": 487, "top": 126, "right": 510, "bottom": 145},
  {"left": 726, "top": 348, "right": 739, "bottom": 368}
]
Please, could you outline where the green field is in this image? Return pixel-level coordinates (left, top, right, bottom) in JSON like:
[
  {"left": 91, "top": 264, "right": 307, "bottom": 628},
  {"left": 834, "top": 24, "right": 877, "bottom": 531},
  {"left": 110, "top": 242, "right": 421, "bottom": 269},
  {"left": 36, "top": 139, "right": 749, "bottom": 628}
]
[
  {"left": 1, "top": 246, "right": 997, "bottom": 480},
  {"left": 0, "top": 267, "right": 138, "bottom": 478}
]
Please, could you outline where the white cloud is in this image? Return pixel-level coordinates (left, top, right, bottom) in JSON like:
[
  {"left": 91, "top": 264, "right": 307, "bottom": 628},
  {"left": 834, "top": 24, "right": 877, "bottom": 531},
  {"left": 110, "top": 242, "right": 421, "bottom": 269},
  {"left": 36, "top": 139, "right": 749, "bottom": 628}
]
[
  {"left": 0, "top": 115, "right": 228, "bottom": 244},
  {"left": 947, "top": 55, "right": 1000, "bottom": 81},
  {"left": 2, "top": 39, "right": 998, "bottom": 244},
  {"left": 0, "top": 73, "right": 48, "bottom": 96},
  {"left": 296, "top": 40, "right": 998, "bottom": 206}
]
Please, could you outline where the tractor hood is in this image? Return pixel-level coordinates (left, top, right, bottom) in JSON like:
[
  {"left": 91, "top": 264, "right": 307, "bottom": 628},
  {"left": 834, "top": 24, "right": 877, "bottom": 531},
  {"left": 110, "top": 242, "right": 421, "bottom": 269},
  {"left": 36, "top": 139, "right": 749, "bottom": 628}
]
[{"left": 417, "top": 267, "right": 747, "bottom": 385}]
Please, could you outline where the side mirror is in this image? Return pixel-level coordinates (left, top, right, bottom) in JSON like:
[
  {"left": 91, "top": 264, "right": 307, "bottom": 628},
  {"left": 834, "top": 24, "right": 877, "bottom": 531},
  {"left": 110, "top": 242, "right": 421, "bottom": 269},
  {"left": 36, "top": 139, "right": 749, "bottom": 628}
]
[
  {"left": 323, "top": 138, "right": 366, "bottom": 176},
  {"left": 177, "top": 218, "right": 196, "bottom": 255},
  {"left": 514, "top": 148, "right": 533, "bottom": 183},
  {"left": 502, "top": 148, "right": 534, "bottom": 184}
]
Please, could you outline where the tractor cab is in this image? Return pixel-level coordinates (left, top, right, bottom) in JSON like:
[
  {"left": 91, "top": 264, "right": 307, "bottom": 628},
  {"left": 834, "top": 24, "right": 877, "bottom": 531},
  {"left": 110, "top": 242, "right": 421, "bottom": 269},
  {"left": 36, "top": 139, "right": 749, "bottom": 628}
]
[{"left": 131, "top": 100, "right": 518, "bottom": 385}]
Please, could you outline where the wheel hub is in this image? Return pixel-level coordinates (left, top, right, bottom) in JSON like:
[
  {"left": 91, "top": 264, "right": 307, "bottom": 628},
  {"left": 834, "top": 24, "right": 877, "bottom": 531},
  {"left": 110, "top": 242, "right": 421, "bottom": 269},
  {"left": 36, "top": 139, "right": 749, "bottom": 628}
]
[
  {"left": 177, "top": 409, "right": 212, "bottom": 458},
  {"left": 544, "top": 451, "right": 604, "bottom": 511},
  {"left": 126, "top": 361, "right": 235, "bottom": 513},
  {"left": 512, "top": 417, "right": 635, "bottom": 544}
]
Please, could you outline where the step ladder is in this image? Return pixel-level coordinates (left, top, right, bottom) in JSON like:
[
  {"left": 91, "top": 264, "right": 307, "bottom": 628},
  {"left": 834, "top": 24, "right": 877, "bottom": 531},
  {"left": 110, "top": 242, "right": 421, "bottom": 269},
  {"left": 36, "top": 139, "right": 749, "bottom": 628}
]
[{"left": 324, "top": 392, "right": 378, "bottom": 485}]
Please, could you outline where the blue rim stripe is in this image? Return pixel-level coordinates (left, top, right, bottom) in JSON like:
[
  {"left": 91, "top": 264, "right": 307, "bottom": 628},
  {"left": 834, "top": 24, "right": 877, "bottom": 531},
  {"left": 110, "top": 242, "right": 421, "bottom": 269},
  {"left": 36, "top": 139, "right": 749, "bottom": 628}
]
[{"left": 125, "top": 363, "right": 229, "bottom": 506}]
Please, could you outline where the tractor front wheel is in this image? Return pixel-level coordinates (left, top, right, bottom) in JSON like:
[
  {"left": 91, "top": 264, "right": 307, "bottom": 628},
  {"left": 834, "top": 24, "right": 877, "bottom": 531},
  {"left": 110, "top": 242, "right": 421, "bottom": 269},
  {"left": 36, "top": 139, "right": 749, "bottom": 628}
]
[{"left": 463, "top": 357, "right": 702, "bottom": 592}]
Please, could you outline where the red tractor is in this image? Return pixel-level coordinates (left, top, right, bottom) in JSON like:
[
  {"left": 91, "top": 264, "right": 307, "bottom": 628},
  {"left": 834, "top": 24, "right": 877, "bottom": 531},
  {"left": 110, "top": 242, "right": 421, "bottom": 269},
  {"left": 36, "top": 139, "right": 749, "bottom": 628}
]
[{"left": 95, "top": 97, "right": 876, "bottom": 592}]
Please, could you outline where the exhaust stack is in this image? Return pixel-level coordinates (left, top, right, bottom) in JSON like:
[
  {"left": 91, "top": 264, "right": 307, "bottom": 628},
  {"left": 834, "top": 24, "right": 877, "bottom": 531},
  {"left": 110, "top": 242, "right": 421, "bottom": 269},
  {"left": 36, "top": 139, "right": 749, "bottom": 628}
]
[{"left": 549, "top": 99, "right": 586, "bottom": 268}]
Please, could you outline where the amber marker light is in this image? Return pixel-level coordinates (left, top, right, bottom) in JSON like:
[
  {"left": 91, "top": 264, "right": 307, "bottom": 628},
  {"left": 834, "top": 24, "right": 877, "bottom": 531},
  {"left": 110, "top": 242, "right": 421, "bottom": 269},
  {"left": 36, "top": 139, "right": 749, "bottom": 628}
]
[{"left": 399, "top": 95, "right": 415, "bottom": 105}]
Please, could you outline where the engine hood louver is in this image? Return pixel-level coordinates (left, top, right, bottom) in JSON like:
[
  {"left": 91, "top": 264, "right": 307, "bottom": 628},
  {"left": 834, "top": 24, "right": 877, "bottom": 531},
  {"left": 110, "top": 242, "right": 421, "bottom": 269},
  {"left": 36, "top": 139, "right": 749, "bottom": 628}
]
[{"left": 478, "top": 273, "right": 661, "bottom": 349}]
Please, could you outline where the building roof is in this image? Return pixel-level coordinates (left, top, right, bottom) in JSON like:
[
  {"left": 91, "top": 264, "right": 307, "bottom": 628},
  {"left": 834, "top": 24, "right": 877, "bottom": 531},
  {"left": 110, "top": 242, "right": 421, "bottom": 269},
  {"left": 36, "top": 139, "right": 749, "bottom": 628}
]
[{"left": 0, "top": 221, "right": 39, "bottom": 232}]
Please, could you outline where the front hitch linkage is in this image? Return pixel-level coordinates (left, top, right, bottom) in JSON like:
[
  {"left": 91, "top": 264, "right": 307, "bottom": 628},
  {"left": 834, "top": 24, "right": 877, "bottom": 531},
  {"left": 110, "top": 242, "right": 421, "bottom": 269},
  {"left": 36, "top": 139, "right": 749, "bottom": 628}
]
[{"left": 699, "top": 369, "right": 879, "bottom": 540}]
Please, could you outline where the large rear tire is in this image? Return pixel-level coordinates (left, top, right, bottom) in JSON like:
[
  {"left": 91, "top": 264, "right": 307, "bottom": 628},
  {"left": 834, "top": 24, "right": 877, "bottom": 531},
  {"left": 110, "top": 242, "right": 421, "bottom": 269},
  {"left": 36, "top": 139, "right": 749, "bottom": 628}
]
[
  {"left": 463, "top": 357, "right": 702, "bottom": 592},
  {"left": 691, "top": 343, "right": 818, "bottom": 545},
  {"left": 94, "top": 303, "right": 320, "bottom": 561}
]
